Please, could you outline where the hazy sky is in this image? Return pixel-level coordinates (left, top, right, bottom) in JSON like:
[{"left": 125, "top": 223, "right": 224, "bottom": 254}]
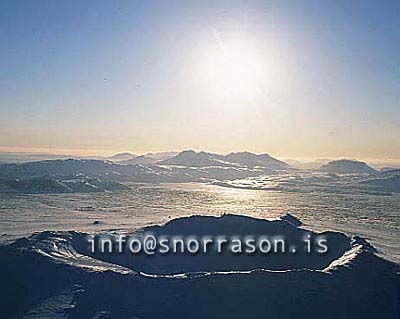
[{"left": 1, "top": 0, "right": 399, "bottom": 159}]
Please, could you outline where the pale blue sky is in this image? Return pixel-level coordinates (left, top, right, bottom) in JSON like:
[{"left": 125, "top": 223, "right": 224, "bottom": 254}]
[{"left": 0, "top": 0, "right": 399, "bottom": 159}]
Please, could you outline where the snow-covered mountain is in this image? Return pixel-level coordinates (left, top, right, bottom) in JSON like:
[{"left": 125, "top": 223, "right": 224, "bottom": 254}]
[
  {"left": 160, "top": 150, "right": 231, "bottom": 167},
  {"left": 319, "top": 159, "right": 377, "bottom": 174},
  {"left": 160, "top": 150, "right": 291, "bottom": 170},
  {"left": 224, "top": 151, "right": 290, "bottom": 170}
]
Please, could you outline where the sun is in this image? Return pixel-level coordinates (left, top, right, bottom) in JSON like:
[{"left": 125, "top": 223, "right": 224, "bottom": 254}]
[{"left": 201, "top": 37, "right": 265, "bottom": 102}]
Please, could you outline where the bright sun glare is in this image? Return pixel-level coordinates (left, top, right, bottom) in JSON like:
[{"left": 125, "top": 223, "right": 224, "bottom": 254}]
[{"left": 202, "top": 37, "right": 265, "bottom": 102}]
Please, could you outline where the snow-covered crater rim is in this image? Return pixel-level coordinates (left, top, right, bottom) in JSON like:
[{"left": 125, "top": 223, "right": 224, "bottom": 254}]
[{"left": 7, "top": 214, "right": 381, "bottom": 277}]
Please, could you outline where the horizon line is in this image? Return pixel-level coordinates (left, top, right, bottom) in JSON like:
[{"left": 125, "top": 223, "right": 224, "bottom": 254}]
[{"left": 0, "top": 147, "right": 400, "bottom": 166}]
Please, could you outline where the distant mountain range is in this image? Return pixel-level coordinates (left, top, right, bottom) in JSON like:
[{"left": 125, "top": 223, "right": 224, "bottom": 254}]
[
  {"left": 108, "top": 150, "right": 291, "bottom": 170},
  {"left": 0, "top": 151, "right": 291, "bottom": 193},
  {"left": 1, "top": 151, "right": 397, "bottom": 194},
  {"left": 0, "top": 151, "right": 178, "bottom": 165}
]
